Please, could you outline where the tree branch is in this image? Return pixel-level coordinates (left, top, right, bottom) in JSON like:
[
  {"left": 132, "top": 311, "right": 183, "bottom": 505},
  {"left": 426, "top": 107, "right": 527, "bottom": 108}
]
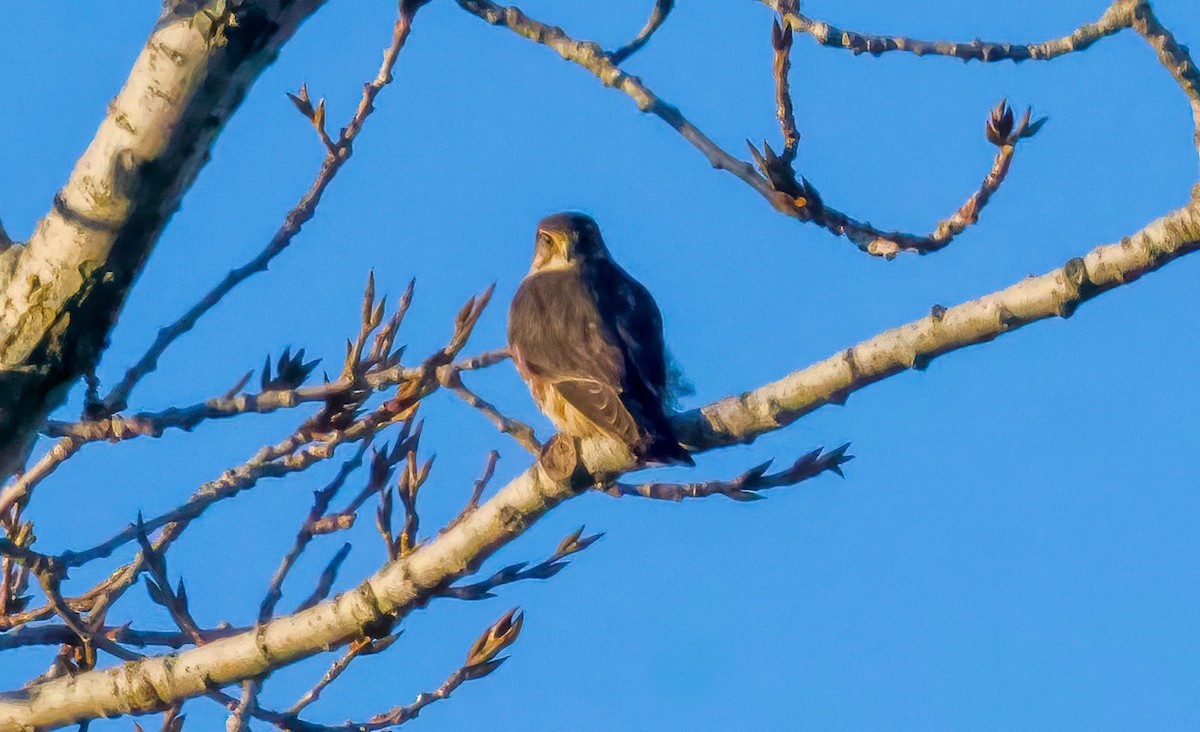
[
  {"left": 0, "top": 0, "right": 330, "bottom": 480},
  {"left": 769, "top": 0, "right": 1135, "bottom": 62},
  {"left": 454, "top": 0, "right": 780, "bottom": 208},
  {"left": 610, "top": 0, "right": 674, "bottom": 64},
  {"left": 675, "top": 203, "right": 1200, "bottom": 450},
  {"left": 457, "top": 0, "right": 1038, "bottom": 258},
  {"left": 604, "top": 446, "right": 850, "bottom": 501},
  {"left": 102, "top": 3, "right": 423, "bottom": 416},
  {"left": 1127, "top": 1, "right": 1200, "bottom": 165}
]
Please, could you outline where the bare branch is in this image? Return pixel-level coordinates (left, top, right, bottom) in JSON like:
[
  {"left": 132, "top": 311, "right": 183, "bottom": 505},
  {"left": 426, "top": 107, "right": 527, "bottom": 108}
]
[
  {"left": 258, "top": 439, "right": 374, "bottom": 625},
  {"left": 103, "top": 2, "right": 422, "bottom": 415},
  {"left": 1128, "top": 1, "right": 1200, "bottom": 163},
  {"left": 322, "top": 610, "right": 522, "bottom": 731},
  {"left": 58, "top": 417, "right": 377, "bottom": 569},
  {"left": 0, "top": 623, "right": 245, "bottom": 651},
  {"left": 771, "top": 13, "right": 800, "bottom": 166},
  {"left": 770, "top": 0, "right": 1135, "bottom": 62},
  {"left": 610, "top": 0, "right": 674, "bottom": 64},
  {"left": 457, "top": 0, "right": 1200, "bottom": 259},
  {"left": 136, "top": 520, "right": 204, "bottom": 646},
  {"left": 439, "top": 526, "right": 601, "bottom": 600},
  {"left": 457, "top": 0, "right": 1036, "bottom": 258},
  {"left": 396, "top": 452, "right": 434, "bottom": 558},
  {"left": 0, "top": 0, "right": 332, "bottom": 480},
  {"left": 0, "top": 439, "right": 83, "bottom": 528},
  {"left": 605, "top": 445, "right": 851, "bottom": 501},
  {"left": 796, "top": 100, "right": 1046, "bottom": 257},
  {"left": 437, "top": 365, "right": 540, "bottom": 453},
  {"left": 286, "top": 634, "right": 399, "bottom": 717},
  {"left": 38, "top": 343, "right": 493, "bottom": 447},
  {"left": 295, "top": 543, "right": 353, "bottom": 613},
  {"left": 456, "top": 449, "right": 500, "bottom": 521},
  {"left": 675, "top": 203, "right": 1200, "bottom": 450},
  {"left": 455, "top": 0, "right": 779, "bottom": 209}
]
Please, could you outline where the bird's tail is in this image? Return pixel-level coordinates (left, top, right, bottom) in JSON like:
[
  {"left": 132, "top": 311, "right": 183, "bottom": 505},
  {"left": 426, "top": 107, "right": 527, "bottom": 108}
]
[{"left": 637, "top": 431, "right": 695, "bottom": 467}]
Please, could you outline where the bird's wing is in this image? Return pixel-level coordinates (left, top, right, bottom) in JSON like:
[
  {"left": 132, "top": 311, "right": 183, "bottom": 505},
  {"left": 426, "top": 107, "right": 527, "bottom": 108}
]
[
  {"left": 508, "top": 270, "right": 640, "bottom": 442},
  {"left": 551, "top": 378, "right": 640, "bottom": 445},
  {"left": 592, "top": 262, "right": 669, "bottom": 399},
  {"left": 586, "top": 260, "right": 695, "bottom": 465}
]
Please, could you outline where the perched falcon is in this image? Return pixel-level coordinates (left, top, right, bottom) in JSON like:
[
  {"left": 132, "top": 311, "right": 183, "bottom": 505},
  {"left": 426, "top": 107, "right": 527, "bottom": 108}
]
[{"left": 508, "top": 212, "right": 693, "bottom": 467}]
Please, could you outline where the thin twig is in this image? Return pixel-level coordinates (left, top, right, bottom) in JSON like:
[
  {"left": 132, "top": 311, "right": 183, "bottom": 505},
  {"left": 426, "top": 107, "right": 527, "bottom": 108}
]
[
  {"left": 286, "top": 634, "right": 400, "bottom": 717},
  {"left": 295, "top": 543, "right": 353, "bottom": 613},
  {"left": 0, "top": 438, "right": 83, "bottom": 520},
  {"left": 610, "top": 0, "right": 674, "bottom": 64},
  {"left": 258, "top": 439, "right": 374, "bottom": 625},
  {"left": 305, "top": 610, "right": 523, "bottom": 731},
  {"left": 605, "top": 444, "right": 851, "bottom": 501},
  {"left": 795, "top": 100, "right": 1045, "bottom": 257},
  {"left": 437, "top": 366, "right": 540, "bottom": 453},
  {"left": 0, "top": 623, "right": 245, "bottom": 651},
  {"left": 439, "top": 527, "right": 601, "bottom": 601},
  {"left": 769, "top": 0, "right": 1136, "bottom": 62},
  {"left": 456, "top": 450, "right": 499, "bottom": 522},
  {"left": 103, "top": 0, "right": 422, "bottom": 416},
  {"left": 771, "top": 10, "right": 799, "bottom": 165}
]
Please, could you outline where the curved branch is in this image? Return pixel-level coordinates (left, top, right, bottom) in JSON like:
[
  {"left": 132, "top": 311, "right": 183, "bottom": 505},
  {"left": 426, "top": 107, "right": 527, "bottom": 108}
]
[
  {"left": 769, "top": 0, "right": 1135, "bottom": 62},
  {"left": 3, "top": 199, "right": 1197, "bottom": 730},
  {"left": 1128, "top": 1, "right": 1200, "bottom": 167},
  {"left": 459, "top": 0, "right": 1200, "bottom": 260},
  {"left": 816, "top": 102, "right": 1045, "bottom": 256},
  {"left": 459, "top": 0, "right": 1037, "bottom": 258},
  {"left": 610, "top": 0, "right": 674, "bottom": 64}
]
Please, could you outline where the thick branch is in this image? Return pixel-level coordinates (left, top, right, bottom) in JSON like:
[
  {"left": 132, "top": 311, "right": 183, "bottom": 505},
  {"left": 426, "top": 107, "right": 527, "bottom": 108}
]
[
  {"left": 102, "top": 3, "right": 421, "bottom": 416},
  {"left": 676, "top": 203, "right": 1200, "bottom": 449},
  {"left": 0, "top": 1, "right": 329, "bottom": 479}
]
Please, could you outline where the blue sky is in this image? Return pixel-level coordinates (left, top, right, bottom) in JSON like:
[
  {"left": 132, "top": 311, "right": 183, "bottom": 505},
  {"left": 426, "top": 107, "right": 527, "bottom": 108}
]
[{"left": 2, "top": 0, "right": 1199, "bottom": 729}]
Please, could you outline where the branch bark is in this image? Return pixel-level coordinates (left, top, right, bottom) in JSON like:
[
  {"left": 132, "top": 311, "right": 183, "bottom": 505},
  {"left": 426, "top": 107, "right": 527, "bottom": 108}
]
[
  {"left": 2, "top": 198, "right": 1196, "bottom": 731},
  {"left": 770, "top": 0, "right": 1135, "bottom": 62},
  {"left": 0, "top": 0, "right": 329, "bottom": 479}
]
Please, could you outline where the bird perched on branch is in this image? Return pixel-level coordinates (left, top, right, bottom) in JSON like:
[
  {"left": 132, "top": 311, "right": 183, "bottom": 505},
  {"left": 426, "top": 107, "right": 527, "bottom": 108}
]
[{"left": 508, "top": 212, "right": 693, "bottom": 468}]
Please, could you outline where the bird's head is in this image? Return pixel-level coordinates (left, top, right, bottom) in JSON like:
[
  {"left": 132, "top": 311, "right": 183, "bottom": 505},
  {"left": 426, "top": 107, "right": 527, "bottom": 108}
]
[{"left": 531, "top": 212, "right": 608, "bottom": 271}]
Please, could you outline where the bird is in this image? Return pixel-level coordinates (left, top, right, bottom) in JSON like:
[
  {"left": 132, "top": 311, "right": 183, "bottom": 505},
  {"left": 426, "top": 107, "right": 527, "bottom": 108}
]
[{"left": 507, "top": 212, "right": 694, "bottom": 468}]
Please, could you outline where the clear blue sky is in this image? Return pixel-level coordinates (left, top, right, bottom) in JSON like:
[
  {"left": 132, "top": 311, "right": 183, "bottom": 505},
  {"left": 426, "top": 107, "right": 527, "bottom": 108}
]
[{"left": 3, "top": 1, "right": 1199, "bottom": 729}]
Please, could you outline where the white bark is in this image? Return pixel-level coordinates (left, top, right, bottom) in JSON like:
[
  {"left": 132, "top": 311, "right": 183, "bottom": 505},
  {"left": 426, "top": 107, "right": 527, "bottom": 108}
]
[{"left": 0, "top": 0, "right": 327, "bottom": 478}]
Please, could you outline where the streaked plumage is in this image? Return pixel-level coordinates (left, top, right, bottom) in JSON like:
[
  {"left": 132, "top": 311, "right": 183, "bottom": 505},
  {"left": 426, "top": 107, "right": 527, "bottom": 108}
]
[{"left": 508, "top": 212, "right": 693, "bottom": 467}]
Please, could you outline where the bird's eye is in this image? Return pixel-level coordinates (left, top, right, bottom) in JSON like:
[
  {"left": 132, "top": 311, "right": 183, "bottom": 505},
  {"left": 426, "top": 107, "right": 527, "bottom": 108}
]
[{"left": 537, "top": 232, "right": 552, "bottom": 247}]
